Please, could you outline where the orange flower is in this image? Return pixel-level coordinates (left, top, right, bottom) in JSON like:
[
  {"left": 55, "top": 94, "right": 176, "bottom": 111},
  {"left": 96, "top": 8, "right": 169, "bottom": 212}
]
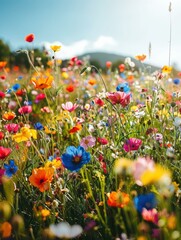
[
  {"left": 135, "top": 54, "right": 146, "bottom": 61},
  {"left": 2, "top": 112, "right": 16, "bottom": 120},
  {"left": 0, "top": 222, "right": 12, "bottom": 238},
  {"left": 69, "top": 124, "right": 82, "bottom": 134},
  {"left": 44, "top": 126, "right": 56, "bottom": 135},
  {"left": 66, "top": 84, "right": 75, "bottom": 92},
  {"left": 31, "top": 74, "right": 54, "bottom": 90},
  {"left": 0, "top": 61, "right": 7, "bottom": 69},
  {"left": 29, "top": 167, "right": 54, "bottom": 192},
  {"left": 107, "top": 191, "right": 130, "bottom": 208},
  {"left": 88, "top": 79, "right": 96, "bottom": 85}
]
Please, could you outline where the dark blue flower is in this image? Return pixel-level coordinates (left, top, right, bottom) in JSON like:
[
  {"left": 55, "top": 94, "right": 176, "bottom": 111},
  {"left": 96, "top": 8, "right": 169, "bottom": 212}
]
[
  {"left": 18, "top": 76, "right": 23, "bottom": 80},
  {"left": 4, "top": 160, "right": 18, "bottom": 177},
  {"left": 173, "top": 78, "right": 180, "bottom": 85},
  {"left": 134, "top": 193, "right": 157, "bottom": 213},
  {"left": 12, "top": 83, "right": 21, "bottom": 92},
  {"left": 34, "top": 122, "right": 44, "bottom": 130},
  {"left": 116, "top": 82, "right": 130, "bottom": 93},
  {"left": 61, "top": 146, "right": 91, "bottom": 171}
]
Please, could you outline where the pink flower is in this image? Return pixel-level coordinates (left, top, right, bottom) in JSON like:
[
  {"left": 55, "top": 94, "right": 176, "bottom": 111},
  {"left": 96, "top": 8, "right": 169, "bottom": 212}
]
[
  {"left": 80, "top": 136, "right": 96, "bottom": 150},
  {"left": 132, "top": 157, "right": 155, "bottom": 186},
  {"left": 8, "top": 100, "right": 17, "bottom": 110},
  {"left": 123, "top": 138, "right": 142, "bottom": 152},
  {"left": 18, "top": 106, "right": 32, "bottom": 114},
  {"left": 61, "top": 102, "right": 78, "bottom": 112},
  {"left": 4, "top": 123, "right": 20, "bottom": 134},
  {"left": 107, "top": 92, "right": 131, "bottom": 107},
  {"left": 142, "top": 208, "right": 158, "bottom": 225},
  {"left": 41, "top": 106, "right": 51, "bottom": 113}
]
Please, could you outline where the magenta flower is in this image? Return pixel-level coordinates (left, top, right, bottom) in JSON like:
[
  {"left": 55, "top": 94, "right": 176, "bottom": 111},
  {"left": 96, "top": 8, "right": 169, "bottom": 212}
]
[
  {"left": 35, "top": 93, "right": 45, "bottom": 103},
  {"left": 18, "top": 106, "right": 32, "bottom": 114},
  {"left": 107, "top": 92, "right": 131, "bottom": 107},
  {"left": 4, "top": 123, "right": 20, "bottom": 133},
  {"left": 62, "top": 102, "right": 78, "bottom": 112},
  {"left": 80, "top": 136, "right": 96, "bottom": 150},
  {"left": 123, "top": 138, "right": 142, "bottom": 152},
  {"left": 133, "top": 157, "right": 155, "bottom": 186}
]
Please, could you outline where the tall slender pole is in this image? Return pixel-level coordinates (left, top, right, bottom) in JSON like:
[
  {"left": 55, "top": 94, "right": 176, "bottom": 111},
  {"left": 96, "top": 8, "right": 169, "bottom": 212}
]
[{"left": 168, "top": 1, "right": 172, "bottom": 66}]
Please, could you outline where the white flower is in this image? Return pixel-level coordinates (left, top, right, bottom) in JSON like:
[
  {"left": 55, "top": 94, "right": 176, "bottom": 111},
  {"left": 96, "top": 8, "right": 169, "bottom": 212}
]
[
  {"left": 166, "top": 147, "right": 175, "bottom": 158},
  {"left": 173, "top": 117, "right": 181, "bottom": 127},
  {"left": 50, "top": 222, "right": 83, "bottom": 239}
]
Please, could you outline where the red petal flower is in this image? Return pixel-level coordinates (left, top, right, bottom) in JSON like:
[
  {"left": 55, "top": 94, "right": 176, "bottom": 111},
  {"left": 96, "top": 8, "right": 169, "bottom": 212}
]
[
  {"left": 0, "top": 146, "right": 11, "bottom": 159},
  {"left": 25, "top": 33, "right": 35, "bottom": 43}
]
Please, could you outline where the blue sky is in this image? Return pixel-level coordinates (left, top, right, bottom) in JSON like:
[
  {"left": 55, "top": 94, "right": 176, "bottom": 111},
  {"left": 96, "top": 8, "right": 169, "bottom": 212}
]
[{"left": 1, "top": 0, "right": 181, "bottom": 68}]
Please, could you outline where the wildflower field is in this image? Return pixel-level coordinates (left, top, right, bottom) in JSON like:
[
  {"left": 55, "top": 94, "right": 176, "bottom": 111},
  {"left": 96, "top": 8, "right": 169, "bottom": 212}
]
[{"left": 0, "top": 34, "right": 181, "bottom": 240}]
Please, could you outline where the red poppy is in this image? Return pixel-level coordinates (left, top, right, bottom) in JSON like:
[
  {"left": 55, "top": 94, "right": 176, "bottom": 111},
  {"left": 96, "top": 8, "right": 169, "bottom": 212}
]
[
  {"left": 66, "top": 84, "right": 75, "bottom": 92},
  {"left": 0, "top": 146, "right": 12, "bottom": 159},
  {"left": 95, "top": 98, "right": 104, "bottom": 107},
  {"left": 16, "top": 89, "right": 25, "bottom": 96},
  {"left": 97, "top": 137, "right": 108, "bottom": 145},
  {"left": 119, "top": 64, "right": 125, "bottom": 72},
  {"left": 0, "top": 75, "right": 6, "bottom": 80},
  {"left": 13, "top": 66, "right": 19, "bottom": 72},
  {"left": 69, "top": 124, "right": 82, "bottom": 134},
  {"left": 0, "top": 132, "right": 4, "bottom": 140},
  {"left": 0, "top": 91, "right": 5, "bottom": 99},
  {"left": 106, "top": 61, "right": 112, "bottom": 68},
  {"left": 25, "top": 33, "right": 35, "bottom": 43}
]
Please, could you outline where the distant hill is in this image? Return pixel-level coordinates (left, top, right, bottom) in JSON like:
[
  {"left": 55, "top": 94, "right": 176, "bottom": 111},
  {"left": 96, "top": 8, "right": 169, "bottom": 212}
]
[{"left": 78, "top": 52, "right": 160, "bottom": 72}]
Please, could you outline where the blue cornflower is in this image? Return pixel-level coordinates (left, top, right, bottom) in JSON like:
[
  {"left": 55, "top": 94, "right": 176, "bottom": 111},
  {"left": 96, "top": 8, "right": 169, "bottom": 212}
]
[
  {"left": 34, "top": 122, "right": 44, "bottom": 130},
  {"left": 61, "top": 146, "right": 91, "bottom": 171},
  {"left": 134, "top": 192, "right": 157, "bottom": 213},
  {"left": 12, "top": 83, "right": 21, "bottom": 92},
  {"left": 18, "top": 76, "right": 23, "bottom": 80},
  {"left": 120, "top": 72, "right": 126, "bottom": 79},
  {"left": 116, "top": 82, "right": 130, "bottom": 93},
  {"left": 24, "top": 101, "right": 32, "bottom": 106},
  {"left": 173, "top": 78, "right": 180, "bottom": 85},
  {"left": 4, "top": 160, "right": 18, "bottom": 177}
]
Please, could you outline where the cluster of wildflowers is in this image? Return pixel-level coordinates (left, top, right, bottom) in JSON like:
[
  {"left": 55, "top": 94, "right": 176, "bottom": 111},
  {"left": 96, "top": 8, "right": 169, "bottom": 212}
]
[{"left": 0, "top": 33, "right": 181, "bottom": 240}]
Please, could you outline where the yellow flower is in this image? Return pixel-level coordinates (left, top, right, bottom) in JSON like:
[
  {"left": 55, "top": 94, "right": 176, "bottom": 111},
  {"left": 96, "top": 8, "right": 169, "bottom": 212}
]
[
  {"left": 162, "top": 65, "right": 172, "bottom": 74},
  {"left": 141, "top": 165, "right": 171, "bottom": 186},
  {"left": 61, "top": 72, "right": 69, "bottom": 79},
  {"left": 45, "top": 159, "right": 61, "bottom": 169},
  {"left": 50, "top": 45, "right": 61, "bottom": 52},
  {"left": 114, "top": 158, "right": 133, "bottom": 174},
  {"left": 12, "top": 127, "right": 37, "bottom": 143},
  {"left": 41, "top": 209, "right": 50, "bottom": 220}
]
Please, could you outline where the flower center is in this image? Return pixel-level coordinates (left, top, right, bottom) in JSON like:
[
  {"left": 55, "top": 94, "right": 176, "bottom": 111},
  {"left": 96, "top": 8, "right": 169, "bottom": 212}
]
[
  {"left": 73, "top": 156, "right": 82, "bottom": 163},
  {"left": 39, "top": 178, "right": 45, "bottom": 184}
]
